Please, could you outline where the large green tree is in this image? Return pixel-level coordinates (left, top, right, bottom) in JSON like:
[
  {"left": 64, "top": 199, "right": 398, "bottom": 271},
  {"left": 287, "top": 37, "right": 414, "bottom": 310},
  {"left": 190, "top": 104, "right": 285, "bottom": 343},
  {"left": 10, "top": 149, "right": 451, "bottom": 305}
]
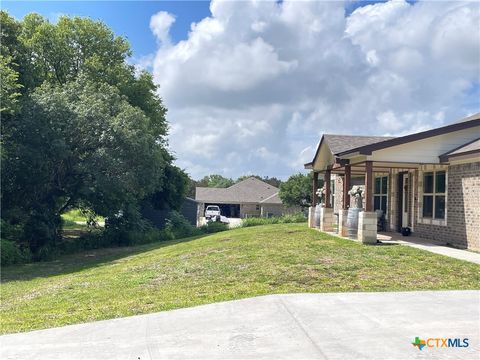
[
  {"left": 279, "top": 173, "right": 320, "bottom": 209},
  {"left": 196, "top": 174, "right": 235, "bottom": 188},
  {"left": 0, "top": 12, "right": 184, "bottom": 256}
]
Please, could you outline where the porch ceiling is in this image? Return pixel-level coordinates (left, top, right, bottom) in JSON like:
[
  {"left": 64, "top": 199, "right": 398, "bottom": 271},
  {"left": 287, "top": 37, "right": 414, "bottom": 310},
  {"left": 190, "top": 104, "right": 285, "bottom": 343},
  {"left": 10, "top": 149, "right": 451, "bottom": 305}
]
[{"left": 320, "top": 160, "right": 438, "bottom": 174}]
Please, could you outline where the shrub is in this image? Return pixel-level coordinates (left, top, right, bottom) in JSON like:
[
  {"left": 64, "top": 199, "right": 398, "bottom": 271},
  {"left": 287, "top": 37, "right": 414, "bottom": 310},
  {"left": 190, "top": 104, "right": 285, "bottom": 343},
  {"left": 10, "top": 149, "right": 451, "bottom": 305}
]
[
  {"left": 241, "top": 213, "right": 306, "bottom": 228},
  {"left": 165, "top": 211, "right": 201, "bottom": 239},
  {"left": 1, "top": 239, "right": 31, "bottom": 266},
  {"left": 199, "top": 221, "right": 229, "bottom": 234}
]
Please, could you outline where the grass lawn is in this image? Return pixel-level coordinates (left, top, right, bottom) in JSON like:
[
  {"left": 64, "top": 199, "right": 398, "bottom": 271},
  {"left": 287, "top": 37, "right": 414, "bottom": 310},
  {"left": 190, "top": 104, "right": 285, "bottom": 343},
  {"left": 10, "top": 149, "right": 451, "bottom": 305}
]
[
  {"left": 1, "top": 223, "right": 479, "bottom": 334},
  {"left": 61, "top": 209, "right": 104, "bottom": 223}
]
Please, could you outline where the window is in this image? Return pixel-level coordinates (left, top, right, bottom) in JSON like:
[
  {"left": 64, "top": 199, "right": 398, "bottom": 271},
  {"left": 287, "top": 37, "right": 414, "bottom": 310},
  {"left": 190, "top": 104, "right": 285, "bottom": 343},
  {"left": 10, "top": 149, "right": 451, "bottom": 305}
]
[
  {"left": 374, "top": 176, "right": 388, "bottom": 213},
  {"left": 422, "top": 171, "right": 446, "bottom": 219}
]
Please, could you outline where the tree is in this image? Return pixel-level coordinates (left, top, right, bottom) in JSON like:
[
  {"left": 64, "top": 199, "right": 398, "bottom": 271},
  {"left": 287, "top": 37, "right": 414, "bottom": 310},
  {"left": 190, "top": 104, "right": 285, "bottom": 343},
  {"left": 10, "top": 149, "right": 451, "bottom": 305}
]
[
  {"left": 279, "top": 173, "right": 321, "bottom": 209},
  {"left": 196, "top": 174, "right": 235, "bottom": 188},
  {"left": 0, "top": 56, "right": 22, "bottom": 114},
  {"left": 0, "top": 12, "right": 182, "bottom": 257}
]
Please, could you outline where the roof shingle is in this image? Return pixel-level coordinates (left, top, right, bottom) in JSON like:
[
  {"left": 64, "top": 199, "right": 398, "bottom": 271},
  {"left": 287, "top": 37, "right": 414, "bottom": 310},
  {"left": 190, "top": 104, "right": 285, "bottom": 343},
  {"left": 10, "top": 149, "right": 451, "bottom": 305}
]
[
  {"left": 195, "top": 177, "right": 281, "bottom": 204},
  {"left": 323, "top": 134, "right": 395, "bottom": 155}
]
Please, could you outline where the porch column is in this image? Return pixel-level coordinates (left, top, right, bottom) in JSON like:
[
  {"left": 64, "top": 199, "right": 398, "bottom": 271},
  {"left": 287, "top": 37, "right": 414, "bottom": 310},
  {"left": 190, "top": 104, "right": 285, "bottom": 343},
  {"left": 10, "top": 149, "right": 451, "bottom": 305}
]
[
  {"left": 364, "top": 161, "right": 373, "bottom": 212},
  {"left": 343, "top": 165, "right": 351, "bottom": 210},
  {"left": 358, "top": 160, "right": 377, "bottom": 244},
  {"left": 312, "top": 171, "right": 319, "bottom": 207},
  {"left": 338, "top": 165, "right": 351, "bottom": 237},
  {"left": 320, "top": 169, "right": 334, "bottom": 232},
  {"left": 325, "top": 170, "right": 331, "bottom": 208}
]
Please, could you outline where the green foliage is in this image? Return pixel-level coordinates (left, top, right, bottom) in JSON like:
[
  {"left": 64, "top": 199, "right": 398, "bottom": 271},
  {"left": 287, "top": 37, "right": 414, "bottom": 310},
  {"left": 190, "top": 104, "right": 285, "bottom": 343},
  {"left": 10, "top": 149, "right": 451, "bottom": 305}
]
[
  {"left": 0, "top": 12, "right": 184, "bottom": 257},
  {"left": 0, "top": 239, "right": 31, "bottom": 266},
  {"left": 0, "top": 55, "right": 22, "bottom": 114},
  {"left": 241, "top": 213, "right": 307, "bottom": 227},
  {"left": 199, "top": 221, "right": 229, "bottom": 234},
  {"left": 164, "top": 210, "right": 199, "bottom": 239},
  {"left": 279, "top": 173, "right": 319, "bottom": 208},
  {"left": 61, "top": 209, "right": 104, "bottom": 224},
  {"left": 149, "top": 166, "right": 190, "bottom": 211},
  {"left": 196, "top": 174, "right": 235, "bottom": 188}
]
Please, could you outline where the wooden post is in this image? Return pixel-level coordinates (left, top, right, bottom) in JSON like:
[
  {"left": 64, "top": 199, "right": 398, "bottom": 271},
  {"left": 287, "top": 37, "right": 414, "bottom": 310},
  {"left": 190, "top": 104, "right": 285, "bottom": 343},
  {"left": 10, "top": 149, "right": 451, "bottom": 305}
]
[
  {"left": 365, "top": 161, "right": 373, "bottom": 212},
  {"left": 312, "top": 171, "right": 318, "bottom": 206},
  {"left": 325, "top": 170, "right": 331, "bottom": 208},
  {"left": 343, "top": 164, "right": 351, "bottom": 210}
]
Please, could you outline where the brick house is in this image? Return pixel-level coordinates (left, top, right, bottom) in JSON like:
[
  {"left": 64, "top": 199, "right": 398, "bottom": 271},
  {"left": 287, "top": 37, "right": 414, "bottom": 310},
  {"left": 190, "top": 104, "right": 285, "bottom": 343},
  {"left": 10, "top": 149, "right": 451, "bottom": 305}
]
[{"left": 305, "top": 113, "right": 480, "bottom": 251}]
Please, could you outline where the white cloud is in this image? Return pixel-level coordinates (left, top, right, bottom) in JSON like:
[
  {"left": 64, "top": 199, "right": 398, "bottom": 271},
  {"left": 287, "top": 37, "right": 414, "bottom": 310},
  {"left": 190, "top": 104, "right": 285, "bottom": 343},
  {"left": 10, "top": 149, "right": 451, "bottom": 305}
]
[
  {"left": 150, "top": 11, "right": 175, "bottom": 45},
  {"left": 147, "top": 0, "right": 480, "bottom": 179}
]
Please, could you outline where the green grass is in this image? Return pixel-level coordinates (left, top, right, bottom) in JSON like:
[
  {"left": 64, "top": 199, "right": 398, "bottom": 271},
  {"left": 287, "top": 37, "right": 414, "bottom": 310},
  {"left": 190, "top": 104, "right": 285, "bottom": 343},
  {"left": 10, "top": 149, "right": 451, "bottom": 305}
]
[
  {"left": 61, "top": 209, "right": 104, "bottom": 223},
  {"left": 61, "top": 219, "right": 89, "bottom": 231},
  {"left": 1, "top": 224, "right": 479, "bottom": 334},
  {"left": 241, "top": 213, "right": 306, "bottom": 227}
]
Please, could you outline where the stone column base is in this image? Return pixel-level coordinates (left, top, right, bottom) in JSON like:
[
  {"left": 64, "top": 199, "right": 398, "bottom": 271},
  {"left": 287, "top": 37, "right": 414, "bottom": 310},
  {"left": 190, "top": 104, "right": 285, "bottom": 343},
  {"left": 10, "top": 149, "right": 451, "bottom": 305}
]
[
  {"left": 320, "top": 207, "right": 334, "bottom": 232},
  {"left": 358, "top": 211, "right": 377, "bottom": 244},
  {"left": 338, "top": 210, "right": 349, "bottom": 237},
  {"left": 308, "top": 206, "right": 315, "bottom": 228}
]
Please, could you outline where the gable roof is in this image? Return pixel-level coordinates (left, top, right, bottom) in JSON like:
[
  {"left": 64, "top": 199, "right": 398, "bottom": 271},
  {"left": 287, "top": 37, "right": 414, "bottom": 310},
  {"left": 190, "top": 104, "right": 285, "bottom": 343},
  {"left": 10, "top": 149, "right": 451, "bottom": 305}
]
[
  {"left": 439, "top": 138, "right": 480, "bottom": 162},
  {"left": 195, "top": 177, "right": 280, "bottom": 204},
  {"left": 305, "top": 134, "right": 394, "bottom": 168},
  {"left": 337, "top": 112, "right": 480, "bottom": 156},
  {"left": 259, "top": 192, "right": 282, "bottom": 204},
  {"left": 323, "top": 134, "right": 396, "bottom": 155}
]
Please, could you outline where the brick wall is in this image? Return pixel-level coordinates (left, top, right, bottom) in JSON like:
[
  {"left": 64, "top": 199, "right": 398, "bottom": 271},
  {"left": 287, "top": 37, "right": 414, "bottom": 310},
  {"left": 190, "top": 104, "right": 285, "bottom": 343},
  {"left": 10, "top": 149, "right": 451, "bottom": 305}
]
[{"left": 415, "top": 162, "right": 480, "bottom": 251}]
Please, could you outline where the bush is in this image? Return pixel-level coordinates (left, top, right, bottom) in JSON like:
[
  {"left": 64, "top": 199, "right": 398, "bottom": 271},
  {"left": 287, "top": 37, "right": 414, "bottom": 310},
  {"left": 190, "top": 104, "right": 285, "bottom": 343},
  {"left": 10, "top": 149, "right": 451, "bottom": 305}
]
[
  {"left": 199, "top": 221, "right": 229, "bottom": 234},
  {"left": 2, "top": 210, "right": 230, "bottom": 265},
  {"left": 241, "top": 213, "right": 306, "bottom": 228},
  {"left": 1, "top": 239, "right": 31, "bottom": 266},
  {"left": 165, "top": 211, "right": 201, "bottom": 239}
]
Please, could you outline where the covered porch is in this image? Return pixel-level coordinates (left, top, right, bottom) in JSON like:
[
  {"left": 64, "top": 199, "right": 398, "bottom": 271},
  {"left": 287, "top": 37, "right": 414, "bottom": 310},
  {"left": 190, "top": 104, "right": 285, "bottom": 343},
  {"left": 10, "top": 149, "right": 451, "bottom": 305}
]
[{"left": 307, "top": 159, "right": 432, "bottom": 244}]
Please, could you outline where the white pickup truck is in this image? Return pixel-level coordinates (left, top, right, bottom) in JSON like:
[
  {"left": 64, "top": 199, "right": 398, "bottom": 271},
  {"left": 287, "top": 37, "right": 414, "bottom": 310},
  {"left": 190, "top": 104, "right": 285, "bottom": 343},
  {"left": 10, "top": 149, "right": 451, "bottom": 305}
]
[{"left": 205, "top": 205, "right": 221, "bottom": 220}]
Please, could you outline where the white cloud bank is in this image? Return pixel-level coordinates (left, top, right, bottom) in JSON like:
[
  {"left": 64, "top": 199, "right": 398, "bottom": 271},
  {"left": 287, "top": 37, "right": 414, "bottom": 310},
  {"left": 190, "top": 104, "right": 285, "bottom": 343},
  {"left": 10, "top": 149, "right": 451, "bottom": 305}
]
[{"left": 147, "top": 0, "right": 480, "bottom": 179}]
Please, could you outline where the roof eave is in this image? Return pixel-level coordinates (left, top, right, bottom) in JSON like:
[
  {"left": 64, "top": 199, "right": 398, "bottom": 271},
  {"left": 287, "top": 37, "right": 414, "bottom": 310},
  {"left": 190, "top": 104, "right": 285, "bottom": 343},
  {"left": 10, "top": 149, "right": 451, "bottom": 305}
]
[{"left": 337, "top": 118, "right": 480, "bottom": 157}]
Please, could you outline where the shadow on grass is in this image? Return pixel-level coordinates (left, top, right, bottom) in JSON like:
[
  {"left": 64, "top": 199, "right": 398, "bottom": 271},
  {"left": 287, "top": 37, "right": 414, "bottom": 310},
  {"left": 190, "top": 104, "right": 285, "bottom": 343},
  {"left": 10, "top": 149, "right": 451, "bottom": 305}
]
[{"left": 1, "top": 233, "right": 212, "bottom": 284}]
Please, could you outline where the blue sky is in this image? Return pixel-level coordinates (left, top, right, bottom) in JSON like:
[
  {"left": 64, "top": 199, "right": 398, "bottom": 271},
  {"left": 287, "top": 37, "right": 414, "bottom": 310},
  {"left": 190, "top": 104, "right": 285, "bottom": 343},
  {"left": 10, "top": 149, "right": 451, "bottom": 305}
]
[
  {"left": 3, "top": 1, "right": 478, "bottom": 179},
  {"left": 3, "top": 1, "right": 212, "bottom": 58}
]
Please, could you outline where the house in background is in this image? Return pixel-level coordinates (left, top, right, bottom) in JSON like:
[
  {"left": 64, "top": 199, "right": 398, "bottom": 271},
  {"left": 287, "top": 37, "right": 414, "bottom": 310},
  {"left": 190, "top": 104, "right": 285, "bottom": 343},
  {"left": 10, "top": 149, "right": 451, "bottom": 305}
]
[
  {"left": 305, "top": 113, "right": 480, "bottom": 251},
  {"left": 195, "top": 177, "right": 299, "bottom": 222}
]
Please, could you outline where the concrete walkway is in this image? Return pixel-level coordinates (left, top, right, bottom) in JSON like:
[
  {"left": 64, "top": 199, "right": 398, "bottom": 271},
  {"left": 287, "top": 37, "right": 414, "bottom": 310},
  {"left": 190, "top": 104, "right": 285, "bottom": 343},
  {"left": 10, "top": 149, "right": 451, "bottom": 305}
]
[
  {"left": 2, "top": 291, "right": 479, "bottom": 359},
  {"left": 326, "top": 229, "right": 480, "bottom": 265},
  {"left": 377, "top": 232, "right": 480, "bottom": 265}
]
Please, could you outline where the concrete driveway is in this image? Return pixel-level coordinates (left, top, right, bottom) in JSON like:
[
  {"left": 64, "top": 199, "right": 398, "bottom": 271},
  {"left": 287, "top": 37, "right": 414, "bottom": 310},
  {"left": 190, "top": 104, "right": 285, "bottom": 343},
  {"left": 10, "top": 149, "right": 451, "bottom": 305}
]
[{"left": 2, "top": 291, "right": 479, "bottom": 360}]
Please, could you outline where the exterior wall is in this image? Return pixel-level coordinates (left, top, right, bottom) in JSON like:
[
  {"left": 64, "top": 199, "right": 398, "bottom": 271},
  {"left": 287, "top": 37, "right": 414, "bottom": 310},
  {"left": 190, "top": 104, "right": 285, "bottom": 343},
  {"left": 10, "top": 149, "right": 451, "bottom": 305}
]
[
  {"left": 240, "top": 203, "right": 261, "bottom": 218},
  {"left": 332, "top": 176, "right": 367, "bottom": 211},
  {"left": 197, "top": 202, "right": 205, "bottom": 226},
  {"left": 414, "top": 162, "right": 480, "bottom": 251},
  {"left": 261, "top": 204, "right": 284, "bottom": 217},
  {"left": 261, "top": 204, "right": 302, "bottom": 217}
]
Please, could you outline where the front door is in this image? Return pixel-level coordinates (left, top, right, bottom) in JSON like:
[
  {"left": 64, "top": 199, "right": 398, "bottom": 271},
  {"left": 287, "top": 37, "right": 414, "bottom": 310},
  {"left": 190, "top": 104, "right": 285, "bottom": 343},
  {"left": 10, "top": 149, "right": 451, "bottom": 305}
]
[{"left": 401, "top": 173, "right": 409, "bottom": 228}]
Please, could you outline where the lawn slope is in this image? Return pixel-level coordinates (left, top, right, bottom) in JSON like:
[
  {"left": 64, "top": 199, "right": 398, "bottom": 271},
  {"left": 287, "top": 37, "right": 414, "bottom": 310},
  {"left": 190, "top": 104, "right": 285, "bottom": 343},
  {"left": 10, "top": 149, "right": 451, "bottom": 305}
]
[{"left": 2, "top": 224, "right": 479, "bottom": 334}]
